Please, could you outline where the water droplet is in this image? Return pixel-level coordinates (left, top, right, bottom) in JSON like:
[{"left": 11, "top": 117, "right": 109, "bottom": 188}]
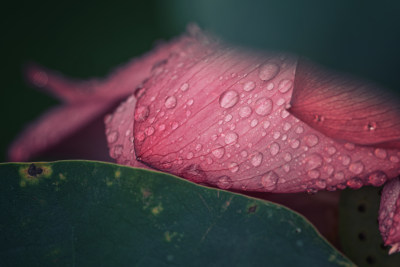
[
  {"left": 158, "top": 124, "right": 166, "bottom": 131},
  {"left": 324, "top": 165, "right": 334, "bottom": 176},
  {"left": 212, "top": 146, "right": 225, "bottom": 159},
  {"left": 368, "top": 171, "right": 387, "bottom": 186},
  {"left": 239, "top": 106, "right": 252, "bottom": 118},
  {"left": 365, "top": 122, "right": 377, "bottom": 131},
  {"left": 347, "top": 177, "right": 363, "bottom": 189},
  {"left": 283, "top": 122, "right": 292, "bottom": 131},
  {"left": 374, "top": 148, "right": 387, "bottom": 159},
  {"left": 284, "top": 153, "right": 292, "bottom": 162},
  {"left": 326, "top": 146, "right": 337, "bottom": 155},
  {"left": 228, "top": 162, "right": 239, "bottom": 173},
  {"left": 107, "top": 131, "right": 119, "bottom": 143},
  {"left": 145, "top": 126, "right": 155, "bottom": 136},
  {"left": 111, "top": 145, "right": 123, "bottom": 159},
  {"left": 294, "top": 127, "right": 304, "bottom": 136},
  {"left": 125, "top": 129, "right": 131, "bottom": 137},
  {"left": 171, "top": 121, "right": 179, "bottom": 130},
  {"left": 255, "top": 98, "right": 273, "bottom": 116},
  {"left": 180, "top": 164, "right": 207, "bottom": 183},
  {"left": 315, "top": 179, "right": 327, "bottom": 189},
  {"left": 225, "top": 114, "right": 233, "bottom": 122},
  {"left": 134, "top": 106, "right": 150, "bottom": 122},
  {"left": 261, "top": 171, "right": 279, "bottom": 190},
  {"left": 270, "top": 142, "right": 280, "bottom": 156},
  {"left": 278, "top": 79, "right": 292, "bottom": 93},
  {"left": 305, "top": 135, "right": 319, "bottom": 147},
  {"left": 136, "top": 131, "right": 145, "bottom": 142},
  {"left": 243, "top": 81, "right": 256, "bottom": 92},
  {"left": 349, "top": 161, "right": 364, "bottom": 175},
  {"left": 305, "top": 154, "right": 323, "bottom": 171},
  {"left": 266, "top": 82, "right": 274, "bottom": 90},
  {"left": 272, "top": 132, "right": 280, "bottom": 140},
  {"left": 225, "top": 132, "right": 238, "bottom": 145},
  {"left": 251, "top": 152, "right": 264, "bottom": 167},
  {"left": 280, "top": 110, "right": 290, "bottom": 118},
  {"left": 217, "top": 176, "right": 233, "bottom": 189},
  {"left": 219, "top": 90, "right": 239, "bottom": 108},
  {"left": 390, "top": 156, "right": 400, "bottom": 163},
  {"left": 180, "top": 83, "right": 189, "bottom": 91},
  {"left": 290, "top": 139, "right": 300, "bottom": 149},
  {"left": 341, "top": 155, "right": 351, "bottom": 166},
  {"left": 165, "top": 96, "right": 177, "bottom": 109},
  {"left": 186, "top": 152, "right": 194, "bottom": 160},
  {"left": 187, "top": 99, "right": 194, "bottom": 106},
  {"left": 258, "top": 62, "right": 280, "bottom": 81},
  {"left": 283, "top": 164, "right": 290, "bottom": 172},
  {"left": 250, "top": 119, "right": 258, "bottom": 127},
  {"left": 263, "top": 121, "right": 271, "bottom": 129}
]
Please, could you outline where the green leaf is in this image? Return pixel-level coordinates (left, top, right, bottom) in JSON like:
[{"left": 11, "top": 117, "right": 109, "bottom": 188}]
[
  {"left": 0, "top": 161, "right": 353, "bottom": 266},
  {"left": 339, "top": 187, "right": 400, "bottom": 266}
]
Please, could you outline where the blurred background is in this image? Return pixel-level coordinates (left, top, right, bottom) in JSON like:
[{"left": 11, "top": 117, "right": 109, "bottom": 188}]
[
  {"left": 2, "top": 1, "right": 400, "bottom": 265},
  {"left": 1, "top": 0, "right": 400, "bottom": 162}
]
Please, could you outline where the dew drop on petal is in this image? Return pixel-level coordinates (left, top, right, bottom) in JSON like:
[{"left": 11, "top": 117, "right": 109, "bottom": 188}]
[
  {"left": 284, "top": 153, "right": 292, "bottom": 162},
  {"left": 368, "top": 171, "right": 387, "bottom": 186},
  {"left": 290, "top": 139, "right": 300, "bottom": 149},
  {"left": 111, "top": 145, "right": 123, "bottom": 159},
  {"left": 165, "top": 96, "right": 177, "bottom": 109},
  {"left": 134, "top": 106, "right": 150, "bottom": 122},
  {"left": 243, "top": 81, "right": 256, "bottom": 92},
  {"left": 225, "top": 114, "right": 233, "bottom": 122},
  {"left": 225, "top": 132, "right": 238, "bottom": 145},
  {"left": 239, "top": 106, "right": 252, "bottom": 118},
  {"left": 212, "top": 146, "right": 225, "bottom": 159},
  {"left": 374, "top": 148, "right": 387, "bottom": 159},
  {"left": 180, "top": 83, "right": 189, "bottom": 92},
  {"left": 326, "top": 146, "right": 337, "bottom": 155},
  {"left": 349, "top": 161, "right": 364, "bottom": 174},
  {"left": 390, "top": 156, "right": 400, "bottom": 163},
  {"left": 266, "top": 82, "right": 274, "bottom": 91},
  {"left": 270, "top": 142, "right": 280, "bottom": 156},
  {"left": 305, "top": 154, "right": 323, "bottom": 171},
  {"left": 158, "top": 124, "right": 166, "bottom": 131},
  {"left": 145, "top": 126, "right": 155, "bottom": 136},
  {"left": 107, "top": 131, "right": 119, "bottom": 144},
  {"left": 315, "top": 179, "right": 326, "bottom": 189},
  {"left": 250, "top": 119, "right": 258, "bottom": 127},
  {"left": 258, "top": 62, "right": 280, "bottom": 81},
  {"left": 347, "top": 177, "right": 363, "bottom": 189},
  {"left": 263, "top": 121, "right": 271, "bottom": 129},
  {"left": 251, "top": 152, "right": 263, "bottom": 167},
  {"left": 171, "top": 121, "right": 179, "bottom": 130},
  {"left": 305, "top": 134, "right": 319, "bottom": 147},
  {"left": 217, "top": 176, "right": 233, "bottom": 189},
  {"left": 219, "top": 90, "right": 239, "bottom": 109},
  {"left": 341, "top": 155, "right": 351, "bottom": 166},
  {"left": 180, "top": 164, "right": 207, "bottom": 183},
  {"left": 295, "top": 126, "right": 304, "bottom": 134},
  {"left": 229, "top": 162, "right": 239, "bottom": 173},
  {"left": 186, "top": 152, "right": 194, "bottom": 160},
  {"left": 278, "top": 79, "right": 293, "bottom": 93},
  {"left": 255, "top": 98, "right": 273, "bottom": 116},
  {"left": 261, "top": 171, "right": 279, "bottom": 190}
]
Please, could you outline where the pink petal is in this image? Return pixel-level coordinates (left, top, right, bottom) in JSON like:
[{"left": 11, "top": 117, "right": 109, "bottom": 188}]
[
  {"left": 10, "top": 32, "right": 192, "bottom": 161},
  {"left": 289, "top": 58, "right": 400, "bottom": 148},
  {"left": 379, "top": 177, "right": 400, "bottom": 254},
  {"left": 131, "top": 26, "right": 400, "bottom": 193}
]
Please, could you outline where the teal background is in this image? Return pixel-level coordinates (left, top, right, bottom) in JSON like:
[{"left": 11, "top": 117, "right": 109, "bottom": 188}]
[{"left": 1, "top": 0, "right": 400, "bottom": 161}]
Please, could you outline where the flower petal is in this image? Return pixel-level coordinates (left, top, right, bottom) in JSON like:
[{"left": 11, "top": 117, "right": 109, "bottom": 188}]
[
  {"left": 379, "top": 177, "right": 400, "bottom": 254},
  {"left": 289, "top": 58, "right": 400, "bottom": 148},
  {"left": 133, "top": 27, "right": 400, "bottom": 193}
]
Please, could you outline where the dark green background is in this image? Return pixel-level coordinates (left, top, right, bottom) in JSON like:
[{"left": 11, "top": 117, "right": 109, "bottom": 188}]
[{"left": 2, "top": 0, "right": 400, "bottom": 162}]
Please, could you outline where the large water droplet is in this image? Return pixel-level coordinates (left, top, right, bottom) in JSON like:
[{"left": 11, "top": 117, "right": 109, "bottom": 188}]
[
  {"left": 217, "top": 176, "right": 233, "bottom": 189},
  {"left": 225, "top": 132, "right": 238, "bottom": 145},
  {"left": 258, "top": 62, "right": 280, "bottom": 81},
  {"left": 346, "top": 177, "right": 363, "bottom": 189},
  {"left": 278, "top": 79, "right": 292, "bottom": 93},
  {"left": 239, "top": 106, "right": 252, "bottom": 118},
  {"left": 261, "top": 171, "right": 279, "bottom": 190},
  {"left": 134, "top": 106, "right": 150, "bottom": 122},
  {"left": 212, "top": 146, "right": 225, "bottom": 159},
  {"left": 255, "top": 98, "right": 273, "bottom": 116},
  {"left": 165, "top": 96, "right": 177, "bottom": 109},
  {"left": 228, "top": 162, "right": 239, "bottom": 173},
  {"left": 251, "top": 152, "right": 264, "bottom": 167},
  {"left": 374, "top": 148, "right": 387, "bottom": 159},
  {"left": 349, "top": 161, "right": 364, "bottom": 174},
  {"left": 368, "top": 171, "right": 387, "bottom": 186},
  {"left": 305, "top": 154, "right": 323, "bottom": 171},
  {"left": 341, "top": 155, "right": 351, "bottom": 166},
  {"left": 270, "top": 142, "right": 280, "bottom": 156},
  {"left": 305, "top": 135, "right": 319, "bottom": 147},
  {"left": 219, "top": 90, "right": 239, "bottom": 108},
  {"left": 180, "top": 164, "right": 207, "bottom": 183},
  {"left": 243, "top": 81, "right": 256, "bottom": 92},
  {"left": 107, "top": 131, "right": 119, "bottom": 144}
]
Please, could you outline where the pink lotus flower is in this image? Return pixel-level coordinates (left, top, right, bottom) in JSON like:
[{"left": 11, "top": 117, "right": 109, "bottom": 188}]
[{"left": 9, "top": 25, "right": 400, "bottom": 254}]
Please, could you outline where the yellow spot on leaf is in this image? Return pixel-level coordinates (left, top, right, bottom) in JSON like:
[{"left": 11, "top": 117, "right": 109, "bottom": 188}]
[
  {"left": 115, "top": 170, "right": 121, "bottom": 179},
  {"left": 151, "top": 203, "right": 163, "bottom": 215}
]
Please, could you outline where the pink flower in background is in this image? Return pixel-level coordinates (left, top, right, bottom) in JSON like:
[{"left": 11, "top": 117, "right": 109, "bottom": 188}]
[{"left": 9, "top": 25, "right": 400, "bottom": 254}]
